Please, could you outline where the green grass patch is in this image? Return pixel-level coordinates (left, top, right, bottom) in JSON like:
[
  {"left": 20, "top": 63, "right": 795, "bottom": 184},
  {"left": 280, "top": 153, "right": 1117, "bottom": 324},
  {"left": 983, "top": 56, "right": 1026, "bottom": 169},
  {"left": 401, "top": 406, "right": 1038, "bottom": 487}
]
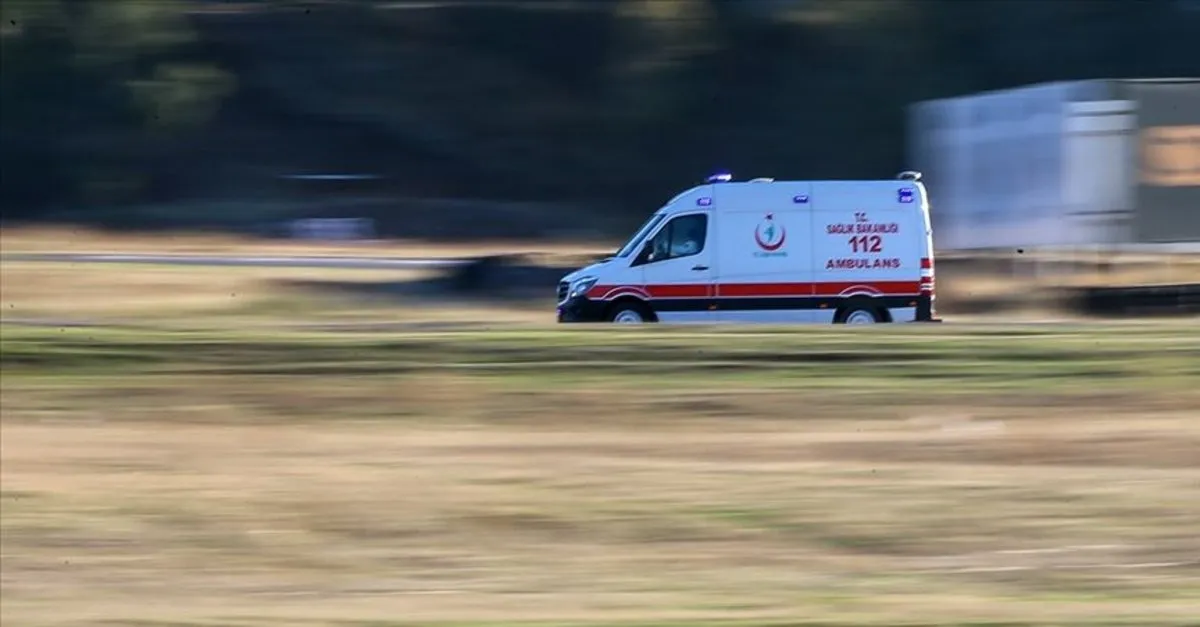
[{"left": 4, "top": 323, "right": 1197, "bottom": 396}]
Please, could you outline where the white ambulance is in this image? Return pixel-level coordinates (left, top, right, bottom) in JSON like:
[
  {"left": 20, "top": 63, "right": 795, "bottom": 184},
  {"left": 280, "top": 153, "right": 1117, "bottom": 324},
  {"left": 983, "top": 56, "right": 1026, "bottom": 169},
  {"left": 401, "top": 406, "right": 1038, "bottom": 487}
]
[{"left": 556, "top": 171, "right": 939, "bottom": 324}]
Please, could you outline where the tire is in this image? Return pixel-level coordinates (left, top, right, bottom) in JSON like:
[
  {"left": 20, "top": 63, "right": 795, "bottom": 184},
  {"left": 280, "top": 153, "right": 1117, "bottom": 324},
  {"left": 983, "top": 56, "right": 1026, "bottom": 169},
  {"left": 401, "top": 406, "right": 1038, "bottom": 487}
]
[
  {"left": 607, "top": 300, "right": 653, "bottom": 324},
  {"left": 836, "top": 306, "right": 881, "bottom": 325}
]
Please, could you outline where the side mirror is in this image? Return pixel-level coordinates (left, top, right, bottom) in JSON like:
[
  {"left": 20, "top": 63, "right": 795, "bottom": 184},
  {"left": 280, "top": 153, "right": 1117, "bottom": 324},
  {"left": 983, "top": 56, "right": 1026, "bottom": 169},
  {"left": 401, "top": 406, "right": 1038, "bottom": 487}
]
[{"left": 633, "top": 241, "right": 655, "bottom": 266}]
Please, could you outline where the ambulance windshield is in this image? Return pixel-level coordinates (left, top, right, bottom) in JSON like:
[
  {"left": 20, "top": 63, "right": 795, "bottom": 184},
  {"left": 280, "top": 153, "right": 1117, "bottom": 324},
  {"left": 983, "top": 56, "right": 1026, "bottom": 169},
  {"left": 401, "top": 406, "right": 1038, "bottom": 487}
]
[{"left": 615, "top": 212, "right": 666, "bottom": 258}]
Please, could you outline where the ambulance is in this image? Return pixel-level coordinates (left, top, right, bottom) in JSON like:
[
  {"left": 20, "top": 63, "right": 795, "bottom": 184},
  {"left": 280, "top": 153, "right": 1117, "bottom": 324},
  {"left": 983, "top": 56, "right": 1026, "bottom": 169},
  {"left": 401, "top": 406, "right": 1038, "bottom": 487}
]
[{"left": 556, "top": 171, "right": 939, "bottom": 324}]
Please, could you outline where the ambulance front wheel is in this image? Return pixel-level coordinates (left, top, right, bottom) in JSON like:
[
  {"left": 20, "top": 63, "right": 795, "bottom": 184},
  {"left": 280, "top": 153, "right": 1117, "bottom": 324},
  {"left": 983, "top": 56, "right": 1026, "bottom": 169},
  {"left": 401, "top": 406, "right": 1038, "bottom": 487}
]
[{"left": 607, "top": 300, "right": 655, "bottom": 324}]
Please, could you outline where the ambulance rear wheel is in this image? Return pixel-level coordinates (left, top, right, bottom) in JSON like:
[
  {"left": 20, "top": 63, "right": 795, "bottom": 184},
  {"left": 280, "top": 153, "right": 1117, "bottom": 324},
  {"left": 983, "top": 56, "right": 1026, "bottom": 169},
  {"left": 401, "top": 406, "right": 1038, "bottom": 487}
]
[
  {"left": 607, "top": 300, "right": 654, "bottom": 324},
  {"left": 836, "top": 306, "right": 881, "bottom": 325}
]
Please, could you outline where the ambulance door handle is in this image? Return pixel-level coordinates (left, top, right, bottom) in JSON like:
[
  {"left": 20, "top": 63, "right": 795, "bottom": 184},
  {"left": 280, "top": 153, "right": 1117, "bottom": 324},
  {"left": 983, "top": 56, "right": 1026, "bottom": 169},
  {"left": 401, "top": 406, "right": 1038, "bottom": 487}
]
[{"left": 691, "top": 264, "right": 709, "bottom": 271}]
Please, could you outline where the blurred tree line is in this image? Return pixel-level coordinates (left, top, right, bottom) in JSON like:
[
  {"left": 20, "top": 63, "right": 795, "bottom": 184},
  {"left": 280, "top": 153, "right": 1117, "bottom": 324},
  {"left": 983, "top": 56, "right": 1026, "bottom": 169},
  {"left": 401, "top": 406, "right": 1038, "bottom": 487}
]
[{"left": 2, "top": 0, "right": 1198, "bottom": 231}]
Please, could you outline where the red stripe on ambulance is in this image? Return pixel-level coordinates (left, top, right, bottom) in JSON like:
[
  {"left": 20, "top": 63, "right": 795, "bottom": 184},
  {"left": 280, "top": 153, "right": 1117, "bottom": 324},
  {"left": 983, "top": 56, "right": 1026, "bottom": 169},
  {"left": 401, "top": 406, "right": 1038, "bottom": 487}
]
[{"left": 589, "top": 281, "right": 922, "bottom": 300}]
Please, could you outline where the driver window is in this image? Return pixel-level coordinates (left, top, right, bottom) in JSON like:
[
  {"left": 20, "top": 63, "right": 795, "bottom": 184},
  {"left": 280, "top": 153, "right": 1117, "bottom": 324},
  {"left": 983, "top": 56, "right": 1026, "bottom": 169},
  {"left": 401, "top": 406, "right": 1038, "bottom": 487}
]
[{"left": 644, "top": 213, "right": 707, "bottom": 264}]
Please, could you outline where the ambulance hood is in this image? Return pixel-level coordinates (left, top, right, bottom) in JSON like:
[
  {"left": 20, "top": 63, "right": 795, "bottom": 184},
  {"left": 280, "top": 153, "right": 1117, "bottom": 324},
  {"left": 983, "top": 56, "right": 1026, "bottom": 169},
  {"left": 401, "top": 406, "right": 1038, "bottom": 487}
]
[{"left": 560, "top": 258, "right": 612, "bottom": 284}]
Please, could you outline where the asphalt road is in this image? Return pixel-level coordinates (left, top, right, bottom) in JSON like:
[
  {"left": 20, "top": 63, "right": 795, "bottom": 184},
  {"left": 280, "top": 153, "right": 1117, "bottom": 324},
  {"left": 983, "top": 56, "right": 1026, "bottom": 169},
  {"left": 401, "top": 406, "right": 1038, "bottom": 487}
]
[{"left": 2, "top": 253, "right": 469, "bottom": 270}]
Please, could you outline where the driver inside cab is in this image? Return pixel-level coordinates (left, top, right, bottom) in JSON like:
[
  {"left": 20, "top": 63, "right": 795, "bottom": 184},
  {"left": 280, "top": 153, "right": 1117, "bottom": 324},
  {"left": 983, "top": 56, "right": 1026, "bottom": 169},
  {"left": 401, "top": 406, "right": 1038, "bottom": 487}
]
[{"left": 649, "top": 222, "right": 701, "bottom": 261}]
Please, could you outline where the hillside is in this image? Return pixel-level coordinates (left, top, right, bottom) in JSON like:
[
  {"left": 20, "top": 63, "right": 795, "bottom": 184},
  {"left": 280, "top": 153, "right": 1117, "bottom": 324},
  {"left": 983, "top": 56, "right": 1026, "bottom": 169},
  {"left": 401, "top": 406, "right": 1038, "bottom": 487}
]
[{"left": 3, "top": 0, "right": 1199, "bottom": 238}]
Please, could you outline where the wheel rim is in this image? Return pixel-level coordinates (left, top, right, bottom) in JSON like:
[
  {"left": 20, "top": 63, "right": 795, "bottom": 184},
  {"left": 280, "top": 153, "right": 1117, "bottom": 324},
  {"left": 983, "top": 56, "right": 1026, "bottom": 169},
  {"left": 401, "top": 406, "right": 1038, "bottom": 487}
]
[
  {"left": 845, "top": 310, "right": 876, "bottom": 324},
  {"left": 613, "top": 309, "right": 644, "bottom": 323}
]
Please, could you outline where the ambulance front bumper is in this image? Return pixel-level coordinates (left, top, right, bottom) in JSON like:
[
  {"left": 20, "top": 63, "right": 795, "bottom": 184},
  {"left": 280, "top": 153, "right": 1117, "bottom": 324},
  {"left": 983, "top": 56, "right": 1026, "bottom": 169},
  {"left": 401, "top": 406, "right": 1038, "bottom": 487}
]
[{"left": 556, "top": 295, "right": 607, "bottom": 323}]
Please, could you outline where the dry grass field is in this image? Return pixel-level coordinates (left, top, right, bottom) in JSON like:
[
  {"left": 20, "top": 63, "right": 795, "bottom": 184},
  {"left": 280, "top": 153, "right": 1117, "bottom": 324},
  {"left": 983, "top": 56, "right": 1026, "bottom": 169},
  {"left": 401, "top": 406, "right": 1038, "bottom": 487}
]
[
  {"left": 5, "top": 225, "right": 1200, "bottom": 319},
  {"left": 2, "top": 234, "right": 1200, "bottom": 627},
  {"left": 0, "top": 225, "right": 615, "bottom": 259},
  {"left": 3, "top": 323, "right": 1199, "bottom": 627},
  {"left": 0, "top": 261, "right": 553, "bottom": 328}
]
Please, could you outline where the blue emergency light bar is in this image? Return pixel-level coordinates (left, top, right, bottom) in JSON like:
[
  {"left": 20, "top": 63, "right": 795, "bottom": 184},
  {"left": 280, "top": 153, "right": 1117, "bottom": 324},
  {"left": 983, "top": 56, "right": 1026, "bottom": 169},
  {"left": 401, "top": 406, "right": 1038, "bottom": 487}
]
[{"left": 705, "top": 172, "right": 733, "bottom": 183}]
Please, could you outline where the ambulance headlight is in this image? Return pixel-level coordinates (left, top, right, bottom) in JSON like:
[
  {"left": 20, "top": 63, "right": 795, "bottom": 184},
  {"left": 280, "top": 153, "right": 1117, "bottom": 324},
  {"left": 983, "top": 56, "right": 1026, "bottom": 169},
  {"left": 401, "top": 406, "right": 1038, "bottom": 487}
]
[{"left": 569, "top": 276, "right": 598, "bottom": 299}]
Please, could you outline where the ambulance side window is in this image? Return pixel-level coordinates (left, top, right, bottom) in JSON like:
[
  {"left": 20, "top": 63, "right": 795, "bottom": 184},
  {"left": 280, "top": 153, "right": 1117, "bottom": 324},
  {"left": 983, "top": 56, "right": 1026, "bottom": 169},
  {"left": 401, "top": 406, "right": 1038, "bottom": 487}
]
[{"left": 639, "top": 213, "right": 707, "bottom": 265}]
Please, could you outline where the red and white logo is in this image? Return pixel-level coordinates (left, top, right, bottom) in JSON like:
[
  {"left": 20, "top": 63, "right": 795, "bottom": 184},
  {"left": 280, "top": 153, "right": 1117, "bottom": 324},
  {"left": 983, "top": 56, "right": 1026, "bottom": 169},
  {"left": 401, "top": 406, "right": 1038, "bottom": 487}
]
[{"left": 754, "top": 213, "right": 786, "bottom": 252}]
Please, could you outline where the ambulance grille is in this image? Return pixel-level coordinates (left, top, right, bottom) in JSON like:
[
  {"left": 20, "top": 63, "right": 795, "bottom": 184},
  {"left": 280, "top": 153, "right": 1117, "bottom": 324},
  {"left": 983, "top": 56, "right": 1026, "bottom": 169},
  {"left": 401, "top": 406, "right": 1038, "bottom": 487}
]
[{"left": 557, "top": 281, "right": 569, "bottom": 302}]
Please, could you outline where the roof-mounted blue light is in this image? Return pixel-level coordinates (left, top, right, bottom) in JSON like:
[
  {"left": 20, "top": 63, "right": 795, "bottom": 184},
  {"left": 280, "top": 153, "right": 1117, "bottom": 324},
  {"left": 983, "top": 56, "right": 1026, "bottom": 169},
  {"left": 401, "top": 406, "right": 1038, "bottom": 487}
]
[{"left": 705, "top": 172, "right": 733, "bottom": 184}]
